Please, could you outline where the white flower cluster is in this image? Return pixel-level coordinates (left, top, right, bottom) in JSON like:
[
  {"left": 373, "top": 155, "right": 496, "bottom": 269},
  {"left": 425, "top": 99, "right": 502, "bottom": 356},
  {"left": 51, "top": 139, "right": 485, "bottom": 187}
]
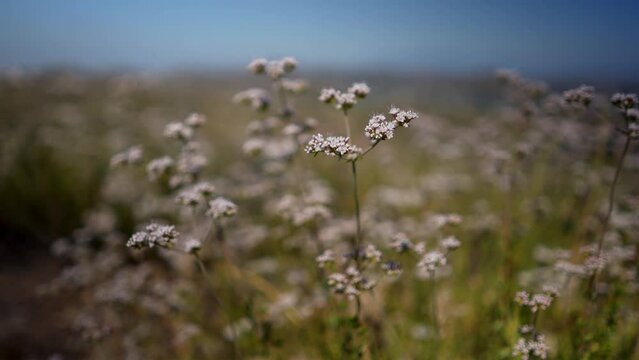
[
  {"left": 146, "top": 156, "right": 174, "bottom": 181},
  {"left": 418, "top": 250, "right": 447, "bottom": 273},
  {"left": 347, "top": 82, "right": 370, "bottom": 98},
  {"left": 610, "top": 92, "right": 638, "bottom": 110},
  {"left": 514, "top": 287, "right": 558, "bottom": 313},
  {"left": 127, "top": 223, "right": 179, "bottom": 250},
  {"left": 388, "top": 106, "right": 419, "bottom": 127},
  {"left": 233, "top": 88, "right": 270, "bottom": 111},
  {"left": 184, "top": 112, "right": 206, "bottom": 127},
  {"left": 563, "top": 85, "right": 594, "bottom": 107},
  {"left": 327, "top": 266, "right": 376, "bottom": 300},
  {"left": 364, "top": 114, "right": 395, "bottom": 141},
  {"left": 164, "top": 122, "right": 193, "bottom": 141},
  {"left": 164, "top": 113, "right": 207, "bottom": 141},
  {"left": 363, "top": 107, "right": 418, "bottom": 142},
  {"left": 175, "top": 181, "right": 216, "bottom": 207},
  {"left": 247, "top": 57, "right": 297, "bottom": 79},
  {"left": 513, "top": 335, "right": 549, "bottom": 360},
  {"left": 416, "top": 235, "right": 461, "bottom": 278},
  {"left": 206, "top": 197, "right": 238, "bottom": 219},
  {"left": 390, "top": 232, "right": 413, "bottom": 253},
  {"left": 319, "top": 82, "right": 370, "bottom": 110},
  {"left": 316, "top": 249, "right": 335, "bottom": 268},
  {"left": 184, "top": 238, "right": 201, "bottom": 254},
  {"left": 110, "top": 145, "right": 143, "bottom": 167},
  {"left": 304, "top": 134, "right": 362, "bottom": 160}
]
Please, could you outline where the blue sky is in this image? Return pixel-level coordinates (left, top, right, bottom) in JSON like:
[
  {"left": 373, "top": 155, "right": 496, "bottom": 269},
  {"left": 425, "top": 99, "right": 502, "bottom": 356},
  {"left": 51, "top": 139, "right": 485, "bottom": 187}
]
[{"left": 1, "top": 0, "right": 638, "bottom": 80}]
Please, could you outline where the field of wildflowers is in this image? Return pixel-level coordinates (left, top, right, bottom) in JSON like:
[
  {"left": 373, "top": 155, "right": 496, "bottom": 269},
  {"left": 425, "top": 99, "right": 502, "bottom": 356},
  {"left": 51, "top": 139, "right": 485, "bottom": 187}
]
[{"left": 0, "top": 58, "right": 638, "bottom": 359}]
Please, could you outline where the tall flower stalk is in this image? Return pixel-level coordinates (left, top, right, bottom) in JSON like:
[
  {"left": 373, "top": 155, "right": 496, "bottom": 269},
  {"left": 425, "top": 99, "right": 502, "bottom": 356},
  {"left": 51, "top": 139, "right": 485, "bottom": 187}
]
[{"left": 587, "top": 93, "right": 638, "bottom": 295}]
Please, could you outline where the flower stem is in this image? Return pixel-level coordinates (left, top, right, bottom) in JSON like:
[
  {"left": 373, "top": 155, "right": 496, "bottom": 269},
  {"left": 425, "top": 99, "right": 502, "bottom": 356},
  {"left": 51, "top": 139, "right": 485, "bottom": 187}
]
[
  {"left": 275, "top": 79, "right": 291, "bottom": 119},
  {"left": 343, "top": 110, "right": 352, "bottom": 139},
  {"left": 351, "top": 161, "right": 362, "bottom": 265},
  {"left": 588, "top": 134, "right": 632, "bottom": 295}
]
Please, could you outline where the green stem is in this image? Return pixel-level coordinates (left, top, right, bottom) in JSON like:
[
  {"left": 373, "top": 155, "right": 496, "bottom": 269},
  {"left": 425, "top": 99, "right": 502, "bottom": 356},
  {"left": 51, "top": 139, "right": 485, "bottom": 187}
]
[
  {"left": 351, "top": 161, "right": 362, "bottom": 265},
  {"left": 343, "top": 110, "right": 352, "bottom": 139},
  {"left": 588, "top": 134, "right": 632, "bottom": 295}
]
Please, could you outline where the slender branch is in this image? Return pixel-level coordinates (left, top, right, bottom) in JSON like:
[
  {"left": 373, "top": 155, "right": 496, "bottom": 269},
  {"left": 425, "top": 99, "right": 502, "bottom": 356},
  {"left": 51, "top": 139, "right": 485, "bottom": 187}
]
[
  {"left": 358, "top": 140, "right": 381, "bottom": 160},
  {"left": 596, "top": 135, "right": 631, "bottom": 254},
  {"left": 351, "top": 161, "right": 362, "bottom": 263},
  {"left": 588, "top": 134, "right": 632, "bottom": 295},
  {"left": 275, "top": 79, "right": 291, "bottom": 119},
  {"left": 430, "top": 279, "right": 439, "bottom": 338},
  {"left": 343, "top": 110, "right": 352, "bottom": 139}
]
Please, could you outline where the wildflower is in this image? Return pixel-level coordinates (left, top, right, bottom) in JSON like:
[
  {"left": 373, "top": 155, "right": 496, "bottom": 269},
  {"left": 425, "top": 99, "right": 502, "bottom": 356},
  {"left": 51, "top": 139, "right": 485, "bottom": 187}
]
[
  {"left": 515, "top": 290, "right": 554, "bottom": 312},
  {"left": 335, "top": 92, "right": 357, "bottom": 110},
  {"left": 327, "top": 273, "right": 348, "bottom": 293},
  {"left": 242, "top": 138, "right": 265, "bottom": 156},
  {"left": 584, "top": 255, "right": 606, "bottom": 274},
  {"left": 319, "top": 88, "right": 339, "bottom": 103},
  {"left": 233, "top": 88, "right": 270, "bottom": 111},
  {"left": 348, "top": 82, "right": 370, "bottom": 98},
  {"left": 266, "top": 61, "right": 285, "bottom": 79},
  {"left": 381, "top": 260, "right": 402, "bottom": 276},
  {"left": 304, "top": 134, "right": 362, "bottom": 159},
  {"left": 562, "top": 85, "right": 594, "bottom": 107},
  {"left": 627, "top": 108, "right": 639, "bottom": 122},
  {"left": 542, "top": 285, "right": 559, "bottom": 298},
  {"left": 364, "top": 114, "right": 395, "bottom": 141},
  {"left": 110, "top": 145, "right": 143, "bottom": 167},
  {"left": 192, "top": 181, "right": 216, "bottom": 197},
  {"left": 513, "top": 335, "right": 549, "bottom": 360},
  {"left": 247, "top": 58, "right": 267, "bottom": 74},
  {"left": 440, "top": 236, "right": 461, "bottom": 251},
  {"left": 413, "top": 241, "right": 426, "bottom": 255},
  {"left": 184, "top": 238, "right": 201, "bottom": 254},
  {"left": 529, "top": 293, "right": 553, "bottom": 313},
  {"left": 281, "top": 57, "right": 298, "bottom": 73},
  {"left": 390, "top": 233, "right": 413, "bottom": 253},
  {"left": 363, "top": 244, "right": 382, "bottom": 264},
  {"left": 514, "top": 291, "right": 530, "bottom": 305},
  {"left": 316, "top": 250, "right": 335, "bottom": 268},
  {"left": 146, "top": 156, "right": 174, "bottom": 181},
  {"left": 628, "top": 122, "right": 639, "bottom": 139},
  {"left": 127, "top": 223, "right": 179, "bottom": 249},
  {"left": 610, "top": 93, "right": 638, "bottom": 109},
  {"left": 164, "top": 122, "right": 194, "bottom": 141},
  {"left": 389, "top": 107, "right": 419, "bottom": 127},
  {"left": 418, "top": 251, "right": 447, "bottom": 273},
  {"left": 184, "top": 113, "right": 206, "bottom": 127},
  {"left": 206, "top": 197, "right": 238, "bottom": 219},
  {"left": 175, "top": 189, "right": 202, "bottom": 207},
  {"left": 430, "top": 213, "right": 463, "bottom": 229}
]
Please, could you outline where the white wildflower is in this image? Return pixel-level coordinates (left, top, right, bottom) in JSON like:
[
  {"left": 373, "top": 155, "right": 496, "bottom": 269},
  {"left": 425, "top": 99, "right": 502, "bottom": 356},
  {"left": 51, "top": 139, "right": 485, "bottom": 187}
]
[
  {"left": 164, "top": 122, "right": 193, "bottom": 141},
  {"left": 184, "top": 238, "right": 201, "bottom": 254},
  {"left": 146, "top": 156, "right": 173, "bottom": 181},
  {"left": 110, "top": 145, "right": 143, "bottom": 167},
  {"left": 206, "top": 197, "right": 238, "bottom": 219},
  {"left": 348, "top": 82, "right": 370, "bottom": 98},
  {"left": 127, "top": 223, "right": 179, "bottom": 249},
  {"left": 184, "top": 113, "right": 206, "bottom": 127},
  {"left": 247, "top": 58, "right": 267, "bottom": 74},
  {"left": 364, "top": 114, "right": 395, "bottom": 141},
  {"left": 316, "top": 250, "right": 335, "bottom": 268}
]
